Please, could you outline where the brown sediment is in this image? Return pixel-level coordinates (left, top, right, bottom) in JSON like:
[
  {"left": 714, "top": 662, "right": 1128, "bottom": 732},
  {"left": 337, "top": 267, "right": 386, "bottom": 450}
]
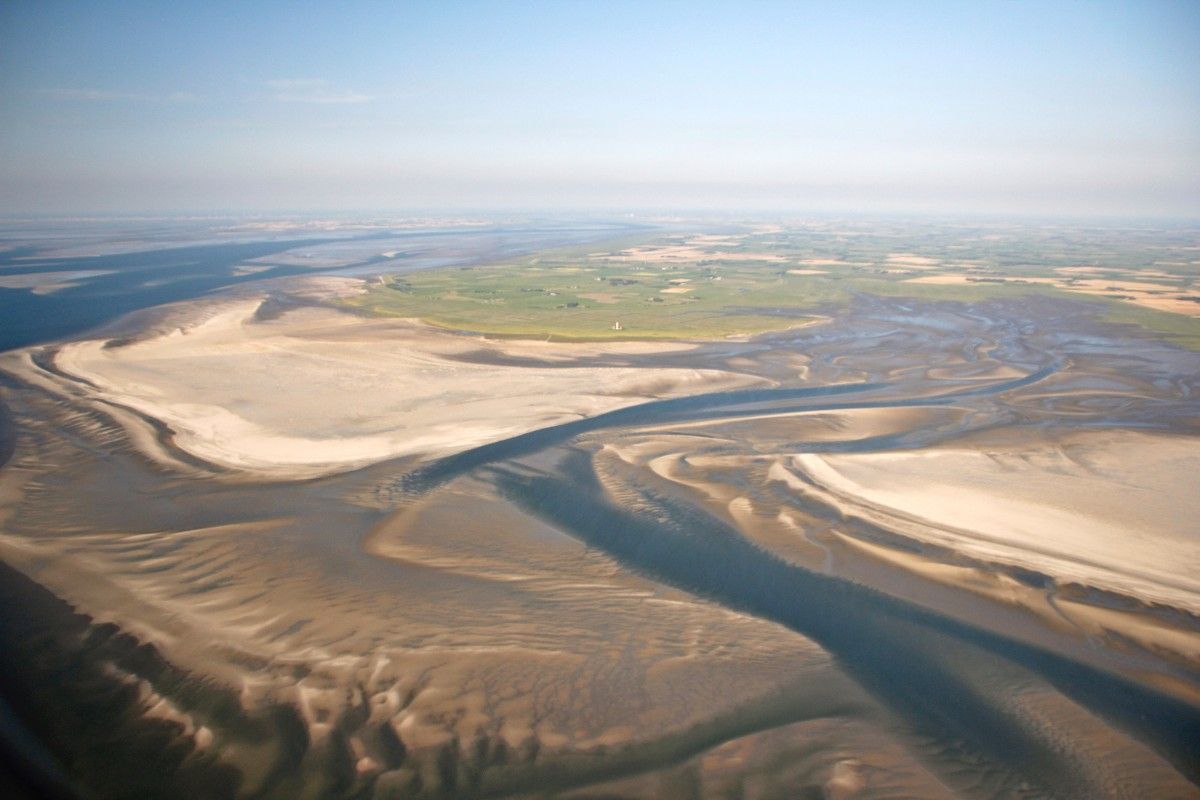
[
  {"left": 0, "top": 392, "right": 14, "bottom": 470},
  {"left": 0, "top": 287, "right": 1199, "bottom": 797},
  {"left": 0, "top": 359, "right": 890, "bottom": 797},
  {"left": 1, "top": 297, "right": 761, "bottom": 479},
  {"left": 0, "top": 560, "right": 246, "bottom": 800},
  {"left": 785, "top": 429, "right": 1200, "bottom": 611},
  {"left": 591, "top": 422, "right": 1200, "bottom": 705},
  {"left": 906, "top": 271, "right": 1200, "bottom": 317}
]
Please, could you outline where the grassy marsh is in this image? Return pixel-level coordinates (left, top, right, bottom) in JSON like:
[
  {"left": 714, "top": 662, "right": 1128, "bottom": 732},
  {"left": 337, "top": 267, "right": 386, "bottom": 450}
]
[{"left": 344, "top": 226, "right": 1200, "bottom": 347}]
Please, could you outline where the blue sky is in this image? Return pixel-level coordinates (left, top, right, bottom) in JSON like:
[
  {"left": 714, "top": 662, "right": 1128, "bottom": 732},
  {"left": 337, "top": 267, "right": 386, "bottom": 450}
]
[{"left": 1, "top": 1, "right": 1197, "bottom": 216}]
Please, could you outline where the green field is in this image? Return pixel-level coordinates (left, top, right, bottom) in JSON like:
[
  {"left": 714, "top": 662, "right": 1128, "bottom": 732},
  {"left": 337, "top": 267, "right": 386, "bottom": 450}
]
[
  {"left": 1097, "top": 302, "right": 1200, "bottom": 350},
  {"left": 343, "top": 227, "right": 1200, "bottom": 347},
  {"left": 346, "top": 258, "right": 848, "bottom": 340},
  {"left": 343, "top": 240, "right": 1061, "bottom": 341}
]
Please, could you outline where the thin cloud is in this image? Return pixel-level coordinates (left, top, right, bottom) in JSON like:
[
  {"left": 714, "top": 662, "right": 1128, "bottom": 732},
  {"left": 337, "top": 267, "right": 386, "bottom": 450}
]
[
  {"left": 266, "top": 78, "right": 373, "bottom": 105},
  {"left": 38, "top": 88, "right": 199, "bottom": 102}
]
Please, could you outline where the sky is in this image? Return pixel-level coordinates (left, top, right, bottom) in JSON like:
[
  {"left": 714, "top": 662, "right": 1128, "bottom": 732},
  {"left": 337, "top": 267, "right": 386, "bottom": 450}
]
[{"left": 1, "top": 0, "right": 1197, "bottom": 217}]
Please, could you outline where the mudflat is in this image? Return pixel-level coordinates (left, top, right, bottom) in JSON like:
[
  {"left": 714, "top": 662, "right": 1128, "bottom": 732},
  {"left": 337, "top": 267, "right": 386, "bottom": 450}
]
[
  {"left": 1, "top": 248, "right": 1198, "bottom": 797},
  {"left": 27, "top": 290, "right": 756, "bottom": 478}
]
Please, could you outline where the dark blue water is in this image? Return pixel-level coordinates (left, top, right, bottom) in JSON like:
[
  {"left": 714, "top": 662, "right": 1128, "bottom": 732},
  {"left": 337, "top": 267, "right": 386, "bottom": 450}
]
[
  {"left": 0, "top": 236, "right": 355, "bottom": 352},
  {"left": 489, "top": 452, "right": 1200, "bottom": 796},
  {"left": 384, "top": 362, "right": 1059, "bottom": 499},
  {"left": 377, "top": 360, "right": 1200, "bottom": 793},
  {"left": 0, "top": 220, "right": 649, "bottom": 352}
]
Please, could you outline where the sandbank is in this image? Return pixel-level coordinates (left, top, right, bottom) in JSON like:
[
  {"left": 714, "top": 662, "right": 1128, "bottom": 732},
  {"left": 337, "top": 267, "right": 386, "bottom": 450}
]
[
  {"left": 23, "top": 295, "right": 763, "bottom": 478},
  {"left": 788, "top": 429, "right": 1200, "bottom": 610}
]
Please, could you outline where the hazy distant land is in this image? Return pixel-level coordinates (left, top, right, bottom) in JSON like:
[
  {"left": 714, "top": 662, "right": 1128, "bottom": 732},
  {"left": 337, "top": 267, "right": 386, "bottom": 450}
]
[
  {"left": 0, "top": 217, "right": 1198, "bottom": 799},
  {"left": 347, "top": 222, "right": 1200, "bottom": 347}
]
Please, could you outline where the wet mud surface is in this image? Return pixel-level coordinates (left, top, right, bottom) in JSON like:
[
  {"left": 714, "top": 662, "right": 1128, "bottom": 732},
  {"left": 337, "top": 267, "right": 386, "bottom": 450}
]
[{"left": 0, "top": 293, "right": 1198, "bottom": 798}]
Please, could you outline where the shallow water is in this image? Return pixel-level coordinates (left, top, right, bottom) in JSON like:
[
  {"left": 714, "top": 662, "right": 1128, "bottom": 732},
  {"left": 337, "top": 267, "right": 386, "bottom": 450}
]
[
  {"left": 0, "top": 288, "right": 1198, "bottom": 798},
  {"left": 0, "top": 221, "right": 643, "bottom": 351}
]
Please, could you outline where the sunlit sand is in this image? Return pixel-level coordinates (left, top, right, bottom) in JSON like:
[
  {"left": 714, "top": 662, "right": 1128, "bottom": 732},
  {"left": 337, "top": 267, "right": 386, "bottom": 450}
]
[
  {"left": 21, "top": 294, "right": 761, "bottom": 477},
  {"left": 1, "top": 251, "right": 1197, "bottom": 798}
]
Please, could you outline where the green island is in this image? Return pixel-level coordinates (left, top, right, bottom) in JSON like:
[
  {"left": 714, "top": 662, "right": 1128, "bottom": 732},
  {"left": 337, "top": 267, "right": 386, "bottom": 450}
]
[{"left": 343, "top": 227, "right": 1200, "bottom": 348}]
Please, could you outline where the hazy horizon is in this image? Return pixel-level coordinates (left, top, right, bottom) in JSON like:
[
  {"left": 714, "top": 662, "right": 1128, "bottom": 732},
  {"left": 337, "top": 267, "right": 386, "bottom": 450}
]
[{"left": 2, "top": 1, "right": 1198, "bottom": 217}]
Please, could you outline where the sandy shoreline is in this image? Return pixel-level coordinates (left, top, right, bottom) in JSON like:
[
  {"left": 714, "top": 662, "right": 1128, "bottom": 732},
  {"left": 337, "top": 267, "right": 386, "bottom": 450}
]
[
  {"left": 1, "top": 280, "right": 1198, "bottom": 797},
  {"left": 784, "top": 429, "right": 1200, "bottom": 611},
  {"left": 5, "top": 293, "right": 766, "bottom": 478}
]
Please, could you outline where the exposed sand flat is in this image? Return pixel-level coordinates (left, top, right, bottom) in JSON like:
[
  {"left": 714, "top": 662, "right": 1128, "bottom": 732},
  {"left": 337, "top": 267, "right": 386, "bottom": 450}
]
[
  {"left": 631, "top": 405, "right": 966, "bottom": 442},
  {"left": 0, "top": 269, "right": 114, "bottom": 291},
  {"left": 797, "top": 258, "right": 859, "bottom": 266},
  {"left": 709, "top": 251, "right": 789, "bottom": 261},
  {"left": 790, "top": 429, "right": 1200, "bottom": 610},
  {"left": 3, "top": 281, "right": 1199, "bottom": 797},
  {"left": 35, "top": 297, "right": 762, "bottom": 477},
  {"left": 1126, "top": 296, "right": 1200, "bottom": 315},
  {"left": 230, "top": 263, "right": 274, "bottom": 276},
  {"left": 0, "top": 439, "right": 850, "bottom": 797},
  {"left": 1063, "top": 278, "right": 1200, "bottom": 316},
  {"left": 885, "top": 253, "right": 940, "bottom": 267},
  {"left": 687, "top": 235, "right": 740, "bottom": 244},
  {"left": 604, "top": 245, "right": 714, "bottom": 262},
  {"left": 906, "top": 273, "right": 1200, "bottom": 316},
  {"left": 904, "top": 275, "right": 974, "bottom": 285},
  {"left": 601, "top": 242, "right": 788, "bottom": 263}
]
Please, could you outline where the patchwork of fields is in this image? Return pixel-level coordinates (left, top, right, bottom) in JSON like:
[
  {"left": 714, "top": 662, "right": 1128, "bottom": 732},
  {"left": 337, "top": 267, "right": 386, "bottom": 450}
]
[{"left": 345, "top": 224, "right": 1200, "bottom": 346}]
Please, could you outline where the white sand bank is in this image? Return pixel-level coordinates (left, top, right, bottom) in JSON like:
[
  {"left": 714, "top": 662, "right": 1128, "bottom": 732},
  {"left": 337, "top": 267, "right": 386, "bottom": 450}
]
[
  {"left": 790, "top": 430, "right": 1200, "bottom": 609},
  {"left": 38, "top": 296, "right": 762, "bottom": 477}
]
